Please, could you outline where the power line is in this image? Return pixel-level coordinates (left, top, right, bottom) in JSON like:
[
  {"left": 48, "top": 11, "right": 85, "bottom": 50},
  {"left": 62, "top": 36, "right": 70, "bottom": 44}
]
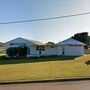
[{"left": 0, "top": 12, "right": 90, "bottom": 24}]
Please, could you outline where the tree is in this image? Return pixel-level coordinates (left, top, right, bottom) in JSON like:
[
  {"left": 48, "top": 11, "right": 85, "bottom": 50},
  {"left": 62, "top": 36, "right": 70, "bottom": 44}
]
[
  {"left": 72, "top": 32, "right": 89, "bottom": 49},
  {"left": 46, "top": 41, "right": 55, "bottom": 46},
  {"left": 88, "top": 36, "right": 90, "bottom": 47},
  {"left": 46, "top": 41, "right": 55, "bottom": 48}
]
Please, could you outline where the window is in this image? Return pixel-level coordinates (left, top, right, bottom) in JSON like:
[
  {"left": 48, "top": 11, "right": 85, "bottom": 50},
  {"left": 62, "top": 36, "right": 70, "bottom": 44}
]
[
  {"left": 42, "top": 46, "right": 45, "bottom": 51},
  {"left": 36, "top": 46, "right": 40, "bottom": 51},
  {"left": 36, "top": 46, "right": 45, "bottom": 51}
]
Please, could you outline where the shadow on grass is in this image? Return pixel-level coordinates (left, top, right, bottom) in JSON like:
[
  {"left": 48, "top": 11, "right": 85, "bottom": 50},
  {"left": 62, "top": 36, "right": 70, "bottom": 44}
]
[
  {"left": 0, "top": 55, "right": 80, "bottom": 65},
  {"left": 85, "top": 60, "right": 90, "bottom": 65}
]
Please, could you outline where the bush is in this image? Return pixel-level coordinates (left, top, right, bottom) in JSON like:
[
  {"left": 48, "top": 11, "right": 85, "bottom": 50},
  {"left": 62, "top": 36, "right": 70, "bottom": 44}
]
[
  {"left": 17, "top": 46, "right": 27, "bottom": 57},
  {"left": 6, "top": 45, "right": 28, "bottom": 57},
  {"left": 6, "top": 47, "right": 17, "bottom": 57}
]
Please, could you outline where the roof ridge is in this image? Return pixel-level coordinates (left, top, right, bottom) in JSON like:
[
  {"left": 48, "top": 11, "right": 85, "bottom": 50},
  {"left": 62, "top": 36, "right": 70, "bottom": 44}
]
[
  {"left": 56, "top": 38, "right": 85, "bottom": 45},
  {"left": 5, "top": 37, "right": 44, "bottom": 45}
]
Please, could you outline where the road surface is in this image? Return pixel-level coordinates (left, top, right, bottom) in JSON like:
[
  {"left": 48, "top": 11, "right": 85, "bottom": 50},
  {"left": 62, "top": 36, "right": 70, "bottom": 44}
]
[{"left": 0, "top": 80, "right": 90, "bottom": 90}]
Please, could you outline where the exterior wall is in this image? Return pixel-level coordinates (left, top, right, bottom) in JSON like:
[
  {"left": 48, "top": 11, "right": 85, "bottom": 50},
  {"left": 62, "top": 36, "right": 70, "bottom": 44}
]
[
  {"left": 26, "top": 45, "right": 58, "bottom": 57},
  {"left": 29, "top": 46, "right": 39, "bottom": 56},
  {"left": 64, "top": 45, "right": 84, "bottom": 56},
  {"left": 29, "top": 45, "right": 58, "bottom": 56},
  {"left": 42, "top": 46, "right": 58, "bottom": 56},
  {"left": 57, "top": 46, "right": 63, "bottom": 56}
]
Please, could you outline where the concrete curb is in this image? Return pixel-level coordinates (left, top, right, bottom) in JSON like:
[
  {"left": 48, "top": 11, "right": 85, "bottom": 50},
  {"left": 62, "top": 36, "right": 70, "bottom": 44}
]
[{"left": 0, "top": 77, "right": 90, "bottom": 85}]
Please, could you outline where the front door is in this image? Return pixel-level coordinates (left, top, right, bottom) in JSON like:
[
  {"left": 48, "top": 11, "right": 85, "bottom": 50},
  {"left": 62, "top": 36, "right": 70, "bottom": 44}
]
[{"left": 62, "top": 46, "right": 65, "bottom": 55}]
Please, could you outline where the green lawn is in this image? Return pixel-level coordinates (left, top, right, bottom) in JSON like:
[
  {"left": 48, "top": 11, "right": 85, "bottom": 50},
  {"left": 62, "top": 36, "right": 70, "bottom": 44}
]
[{"left": 0, "top": 54, "right": 90, "bottom": 83}]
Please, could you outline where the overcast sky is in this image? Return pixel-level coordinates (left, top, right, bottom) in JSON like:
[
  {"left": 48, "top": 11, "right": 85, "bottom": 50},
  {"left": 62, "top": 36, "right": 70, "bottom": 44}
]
[{"left": 0, "top": 0, "right": 90, "bottom": 43}]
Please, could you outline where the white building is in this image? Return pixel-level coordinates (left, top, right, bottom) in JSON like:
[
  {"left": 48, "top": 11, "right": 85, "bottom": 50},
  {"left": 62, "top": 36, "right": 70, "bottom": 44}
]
[
  {"left": 57, "top": 38, "right": 85, "bottom": 56},
  {"left": 5, "top": 37, "right": 85, "bottom": 57},
  {"left": 5, "top": 37, "right": 45, "bottom": 57}
]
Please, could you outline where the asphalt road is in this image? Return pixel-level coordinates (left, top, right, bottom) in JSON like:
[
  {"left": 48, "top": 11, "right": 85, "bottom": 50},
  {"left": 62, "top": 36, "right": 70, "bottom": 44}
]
[{"left": 0, "top": 80, "right": 90, "bottom": 90}]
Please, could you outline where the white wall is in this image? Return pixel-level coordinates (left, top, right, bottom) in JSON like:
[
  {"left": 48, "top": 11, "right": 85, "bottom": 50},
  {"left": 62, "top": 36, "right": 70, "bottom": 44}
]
[
  {"left": 29, "top": 46, "right": 39, "bottom": 55},
  {"left": 28, "top": 45, "right": 58, "bottom": 56},
  {"left": 57, "top": 46, "right": 63, "bottom": 56},
  {"left": 64, "top": 45, "right": 84, "bottom": 56},
  {"left": 42, "top": 46, "right": 58, "bottom": 56}
]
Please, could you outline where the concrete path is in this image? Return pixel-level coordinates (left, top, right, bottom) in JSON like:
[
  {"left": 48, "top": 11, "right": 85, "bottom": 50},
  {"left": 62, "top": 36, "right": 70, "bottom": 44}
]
[{"left": 0, "top": 80, "right": 90, "bottom": 90}]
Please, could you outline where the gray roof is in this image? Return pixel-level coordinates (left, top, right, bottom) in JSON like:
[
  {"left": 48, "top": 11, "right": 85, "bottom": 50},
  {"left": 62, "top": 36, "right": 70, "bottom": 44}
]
[
  {"left": 56, "top": 38, "right": 85, "bottom": 45},
  {"left": 25, "top": 39, "right": 44, "bottom": 45},
  {"left": 5, "top": 37, "right": 44, "bottom": 45}
]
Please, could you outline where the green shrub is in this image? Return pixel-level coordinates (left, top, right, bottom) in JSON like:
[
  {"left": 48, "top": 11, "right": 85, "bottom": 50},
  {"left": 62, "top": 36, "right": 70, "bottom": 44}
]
[
  {"left": 17, "top": 45, "right": 27, "bottom": 57},
  {"left": 6, "top": 47, "right": 17, "bottom": 57},
  {"left": 6, "top": 46, "right": 28, "bottom": 57}
]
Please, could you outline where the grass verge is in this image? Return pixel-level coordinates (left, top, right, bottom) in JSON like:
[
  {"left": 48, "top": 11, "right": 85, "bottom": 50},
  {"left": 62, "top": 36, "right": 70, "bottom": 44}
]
[{"left": 0, "top": 54, "right": 90, "bottom": 83}]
